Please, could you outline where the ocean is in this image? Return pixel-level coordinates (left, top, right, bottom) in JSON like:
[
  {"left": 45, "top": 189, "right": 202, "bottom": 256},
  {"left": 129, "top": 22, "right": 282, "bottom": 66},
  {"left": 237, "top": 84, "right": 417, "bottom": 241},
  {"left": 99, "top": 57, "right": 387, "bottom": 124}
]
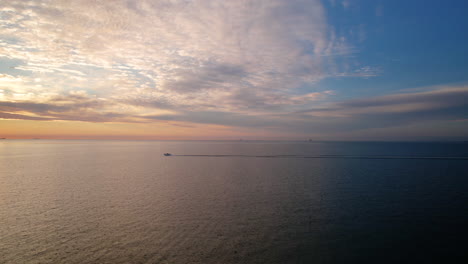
[{"left": 1, "top": 140, "right": 467, "bottom": 263}]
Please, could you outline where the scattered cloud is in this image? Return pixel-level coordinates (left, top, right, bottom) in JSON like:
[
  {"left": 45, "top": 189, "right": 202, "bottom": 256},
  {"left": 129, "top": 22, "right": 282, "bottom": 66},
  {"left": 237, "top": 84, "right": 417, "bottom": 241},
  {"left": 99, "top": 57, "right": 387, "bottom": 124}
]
[
  {"left": 0, "top": 0, "right": 366, "bottom": 118},
  {"left": 295, "top": 86, "right": 468, "bottom": 132},
  {"left": 3, "top": 0, "right": 462, "bottom": 140}
]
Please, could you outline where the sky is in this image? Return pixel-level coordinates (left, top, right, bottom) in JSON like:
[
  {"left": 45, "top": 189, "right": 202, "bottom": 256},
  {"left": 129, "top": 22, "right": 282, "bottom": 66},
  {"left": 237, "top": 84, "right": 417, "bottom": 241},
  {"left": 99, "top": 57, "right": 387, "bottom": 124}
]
[{"left": 0, "top": 0, "right": 467, "bottom": 140}]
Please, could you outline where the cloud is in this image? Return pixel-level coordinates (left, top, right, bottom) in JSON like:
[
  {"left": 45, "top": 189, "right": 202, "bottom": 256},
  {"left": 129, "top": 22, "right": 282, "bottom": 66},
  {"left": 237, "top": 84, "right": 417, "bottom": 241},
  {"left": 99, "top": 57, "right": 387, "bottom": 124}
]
[
  {"left": 163, "top": 62, "right": 247, "bottom": 94},
  {"left": 1, "top": 82, "right": 467, "bottom": 140},
  {"left": 133, "top": 86, "right": 468, "bottom": 137},
  {"left": 301, "top": 86, "right": 468, "bottom": 116},
  {"left": 0, "top": 90, "right": 133, "bottom": 122},
  {"left": 0, "top": 112, "right": 52, "bottom": 121},
  {"left": 0, "top": 0, "right": 358, "bottom": 115},
  {"left": 295, "top": 86, "right": 468, "bottom": 132},
  {"left": 4, "top": 0, "right": 434, "bottom": 140}
]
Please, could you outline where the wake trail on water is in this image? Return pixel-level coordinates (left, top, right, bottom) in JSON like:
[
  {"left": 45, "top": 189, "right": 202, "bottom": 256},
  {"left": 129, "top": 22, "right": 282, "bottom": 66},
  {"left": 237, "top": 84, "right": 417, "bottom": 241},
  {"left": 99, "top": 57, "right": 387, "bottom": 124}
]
[{"left": 171, "top": 154, "right": 468, "bottom": 160}]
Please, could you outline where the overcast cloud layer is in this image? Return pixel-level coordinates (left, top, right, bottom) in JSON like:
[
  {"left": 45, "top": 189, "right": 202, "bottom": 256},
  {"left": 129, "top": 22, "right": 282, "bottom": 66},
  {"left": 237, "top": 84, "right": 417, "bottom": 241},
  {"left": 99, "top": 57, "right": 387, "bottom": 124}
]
[{"left": 0, "top": 0, "right": 467, "bottom": 139}]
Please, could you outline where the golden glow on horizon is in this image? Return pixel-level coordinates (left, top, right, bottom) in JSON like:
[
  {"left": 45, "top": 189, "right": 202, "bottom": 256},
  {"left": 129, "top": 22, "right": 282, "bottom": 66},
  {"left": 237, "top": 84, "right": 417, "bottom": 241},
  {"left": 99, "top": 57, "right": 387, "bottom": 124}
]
[{"left": 0, "top": 119, "right": 279, "bottom": 140}]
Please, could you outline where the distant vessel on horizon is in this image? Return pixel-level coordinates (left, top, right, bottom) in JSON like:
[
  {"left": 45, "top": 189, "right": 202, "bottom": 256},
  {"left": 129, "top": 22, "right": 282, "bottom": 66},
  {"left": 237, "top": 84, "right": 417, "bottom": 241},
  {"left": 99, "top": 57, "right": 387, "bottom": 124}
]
[{"left": 163, "top": 153, "right": 172, "bottom": 156}]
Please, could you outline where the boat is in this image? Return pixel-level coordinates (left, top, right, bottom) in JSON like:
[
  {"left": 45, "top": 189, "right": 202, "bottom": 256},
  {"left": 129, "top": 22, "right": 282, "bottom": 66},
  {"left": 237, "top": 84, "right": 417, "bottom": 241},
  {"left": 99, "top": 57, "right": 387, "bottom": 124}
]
[{"left": 163, "top": 153, "right": 172, "bottom": 156}]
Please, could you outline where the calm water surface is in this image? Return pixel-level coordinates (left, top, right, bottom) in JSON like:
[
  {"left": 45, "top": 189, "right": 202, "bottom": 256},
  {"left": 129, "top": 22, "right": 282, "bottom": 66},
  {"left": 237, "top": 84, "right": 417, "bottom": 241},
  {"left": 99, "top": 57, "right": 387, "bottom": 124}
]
[{"left": 1, "top": 140, "right": 467, "bottom": 263}]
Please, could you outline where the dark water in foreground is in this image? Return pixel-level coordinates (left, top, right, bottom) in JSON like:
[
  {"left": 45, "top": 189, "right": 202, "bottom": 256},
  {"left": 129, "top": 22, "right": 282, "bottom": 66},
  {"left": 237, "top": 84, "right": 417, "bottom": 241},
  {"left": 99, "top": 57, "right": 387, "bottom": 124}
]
[{"left": 1, "top": 140, "right": 467, "bottom": 263}]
